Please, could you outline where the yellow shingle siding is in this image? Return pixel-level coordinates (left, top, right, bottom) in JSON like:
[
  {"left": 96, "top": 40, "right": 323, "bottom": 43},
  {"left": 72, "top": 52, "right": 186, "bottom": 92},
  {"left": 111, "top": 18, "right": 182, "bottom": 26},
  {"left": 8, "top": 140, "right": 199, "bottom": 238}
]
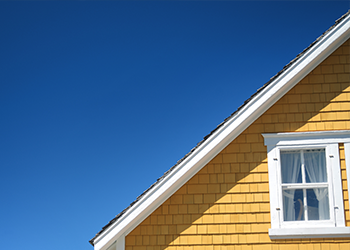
[
  {"left": 340, "top": 144, "right": 350, "bottom": 227},
  {"left": 125, "top": 39, "right": 350, "bottom": 249}
]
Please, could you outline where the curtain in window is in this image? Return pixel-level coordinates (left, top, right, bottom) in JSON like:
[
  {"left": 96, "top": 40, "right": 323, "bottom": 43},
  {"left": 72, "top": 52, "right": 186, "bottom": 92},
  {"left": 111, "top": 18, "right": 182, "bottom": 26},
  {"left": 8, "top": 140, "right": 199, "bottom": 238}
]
[
  {"left": 281, "top": 151, "right": 301, "bottom": 221},
  {"left": 304, "top": 149, "right": 330, "bottom": 220}
]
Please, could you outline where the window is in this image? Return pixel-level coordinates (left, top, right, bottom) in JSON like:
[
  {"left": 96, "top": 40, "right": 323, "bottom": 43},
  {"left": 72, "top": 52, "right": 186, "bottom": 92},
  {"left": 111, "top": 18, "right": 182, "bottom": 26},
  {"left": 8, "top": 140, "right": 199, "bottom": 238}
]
[
  {"left": 281, "top": 148, "right": 330, "bottom": 222},
  {"left": 263, "top": 130, "right": 350, "bottom": 239}
]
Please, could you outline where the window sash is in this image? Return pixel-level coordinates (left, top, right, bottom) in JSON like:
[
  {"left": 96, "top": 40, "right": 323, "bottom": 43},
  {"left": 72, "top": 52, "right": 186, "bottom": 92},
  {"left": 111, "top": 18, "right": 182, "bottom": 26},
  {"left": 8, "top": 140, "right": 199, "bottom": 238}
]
[{"left": 276, "top": 144, "right": 336, "bottom": 227}]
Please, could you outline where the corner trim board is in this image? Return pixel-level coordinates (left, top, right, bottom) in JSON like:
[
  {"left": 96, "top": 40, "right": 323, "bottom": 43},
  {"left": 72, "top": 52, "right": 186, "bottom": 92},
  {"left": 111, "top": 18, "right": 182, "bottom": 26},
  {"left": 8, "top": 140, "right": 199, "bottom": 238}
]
[{"left": 345, "top": 143, "right": 350, "bottom": 205}]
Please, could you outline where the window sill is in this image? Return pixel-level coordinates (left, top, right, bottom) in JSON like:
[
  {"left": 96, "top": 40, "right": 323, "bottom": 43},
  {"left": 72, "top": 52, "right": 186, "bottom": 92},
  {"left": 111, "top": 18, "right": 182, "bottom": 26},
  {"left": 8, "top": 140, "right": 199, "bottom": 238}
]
[{"left": 269, "top": 227, "right": 350, "bottom": 239}]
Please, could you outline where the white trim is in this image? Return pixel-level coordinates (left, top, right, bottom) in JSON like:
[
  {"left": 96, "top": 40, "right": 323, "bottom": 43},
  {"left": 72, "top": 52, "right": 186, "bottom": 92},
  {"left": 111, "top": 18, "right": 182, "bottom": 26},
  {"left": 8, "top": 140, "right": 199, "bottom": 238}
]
[
  {"left": 269, "top": 227, "right": 350, "bottom": 239},
  {"left": 263, "top": 130, "right": 350, "bottom": 147},
  {"left": 103, "top": 235, "right": 124, "bottom": 250},
  {"left": 93, "top": 14, "right": 350, "bottom": 250},
  {"left": 263, "top": 130, "right": 350, "bottom": 238},
  {"left": 105, "top": 241, "right": 116, "bottom": 250},
  {"left": 116, "top": 235, "right": 124, "bottom": 250},
  {"left": 329, "top": 143, "right": 346, "bottom": 227},
  {"left": 345, "top": 143, "right": 350, "bottom": 205}
]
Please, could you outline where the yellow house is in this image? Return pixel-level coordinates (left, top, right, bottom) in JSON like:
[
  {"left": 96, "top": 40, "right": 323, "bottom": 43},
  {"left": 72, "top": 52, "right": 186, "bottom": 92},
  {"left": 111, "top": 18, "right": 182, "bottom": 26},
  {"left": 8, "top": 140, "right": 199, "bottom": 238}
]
[{"left": 90, "top": 11, "right": 350, "bottom": 250}]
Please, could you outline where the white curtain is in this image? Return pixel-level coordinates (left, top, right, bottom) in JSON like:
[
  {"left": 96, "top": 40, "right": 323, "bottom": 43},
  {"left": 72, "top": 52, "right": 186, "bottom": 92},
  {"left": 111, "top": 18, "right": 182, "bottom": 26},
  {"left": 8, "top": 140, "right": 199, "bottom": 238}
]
[
  {"left": 304, "top": 149, "right": 330, "bottom": 220},
  {"left": 281, "top": 151, "right": 301, "bottom": 221}
]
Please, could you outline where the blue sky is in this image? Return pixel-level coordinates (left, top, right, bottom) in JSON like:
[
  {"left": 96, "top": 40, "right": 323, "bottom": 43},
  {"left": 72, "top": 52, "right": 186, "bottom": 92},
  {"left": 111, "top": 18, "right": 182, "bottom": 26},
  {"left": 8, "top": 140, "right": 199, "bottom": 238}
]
[{"left": 0, "top": 1, "right": 349, "bottom": 249}]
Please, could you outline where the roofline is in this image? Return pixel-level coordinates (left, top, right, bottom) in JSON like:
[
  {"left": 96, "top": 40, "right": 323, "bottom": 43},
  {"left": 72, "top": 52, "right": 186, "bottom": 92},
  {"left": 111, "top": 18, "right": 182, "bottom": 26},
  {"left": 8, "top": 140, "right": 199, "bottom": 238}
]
[{"left": 92, "top": 11, "right": 350, "bottom": 250}]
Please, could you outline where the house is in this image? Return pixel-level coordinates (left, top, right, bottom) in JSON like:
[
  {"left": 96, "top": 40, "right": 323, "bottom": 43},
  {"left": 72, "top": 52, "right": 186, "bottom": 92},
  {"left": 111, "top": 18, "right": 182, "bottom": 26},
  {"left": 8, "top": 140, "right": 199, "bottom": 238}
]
[{"left": 90, "top": 11, "right": 350, "bottom": 250}]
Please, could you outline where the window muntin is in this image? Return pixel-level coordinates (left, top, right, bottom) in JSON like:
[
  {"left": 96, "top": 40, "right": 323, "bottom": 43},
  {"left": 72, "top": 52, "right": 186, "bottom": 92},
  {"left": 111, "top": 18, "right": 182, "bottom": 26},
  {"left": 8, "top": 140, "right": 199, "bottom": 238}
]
[{"left": 280, "top": 148, "right": 330, "bottom": 222}]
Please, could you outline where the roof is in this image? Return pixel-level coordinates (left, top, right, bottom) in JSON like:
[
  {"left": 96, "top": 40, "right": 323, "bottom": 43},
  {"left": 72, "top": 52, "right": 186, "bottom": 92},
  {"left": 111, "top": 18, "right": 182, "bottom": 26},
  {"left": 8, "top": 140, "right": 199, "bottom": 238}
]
[{"left": 90, "top": 10, "right": 350, "bottom": 249}]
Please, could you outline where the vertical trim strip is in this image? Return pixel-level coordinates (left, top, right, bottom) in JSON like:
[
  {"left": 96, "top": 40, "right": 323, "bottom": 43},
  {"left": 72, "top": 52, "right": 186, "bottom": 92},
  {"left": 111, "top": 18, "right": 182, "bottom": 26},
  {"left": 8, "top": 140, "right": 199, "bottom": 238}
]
[
  {"left": 330, "top": 143, "right": 345, "bottom": 227},
  {"left": 344, "top": 143, "right": 350, "bottom": 206},
  {"left": 116, "top": 235, "right": 125, "bottom": 250}
]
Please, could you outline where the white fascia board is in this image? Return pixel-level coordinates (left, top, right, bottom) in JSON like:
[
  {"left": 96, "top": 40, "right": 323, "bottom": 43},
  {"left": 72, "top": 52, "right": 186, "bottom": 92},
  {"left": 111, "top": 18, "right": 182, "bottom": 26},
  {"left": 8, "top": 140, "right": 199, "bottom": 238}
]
[{"left": 93, "top": 15, "right": 350, "bottom": 250}]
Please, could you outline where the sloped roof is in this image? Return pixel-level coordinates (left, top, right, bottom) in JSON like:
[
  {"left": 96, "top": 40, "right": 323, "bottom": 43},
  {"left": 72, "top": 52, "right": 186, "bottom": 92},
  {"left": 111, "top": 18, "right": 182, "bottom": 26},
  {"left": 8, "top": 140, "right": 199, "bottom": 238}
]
[{"left": 90, "top": 10, "right": 350, "bottom": 248}]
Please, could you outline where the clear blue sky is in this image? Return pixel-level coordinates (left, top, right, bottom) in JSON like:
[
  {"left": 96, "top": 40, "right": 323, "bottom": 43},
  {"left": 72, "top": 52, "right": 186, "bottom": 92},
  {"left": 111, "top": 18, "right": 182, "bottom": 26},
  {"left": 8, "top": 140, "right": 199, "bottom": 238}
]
[{"left": 0, "top": 1, "right": 349, "bottom": 249}]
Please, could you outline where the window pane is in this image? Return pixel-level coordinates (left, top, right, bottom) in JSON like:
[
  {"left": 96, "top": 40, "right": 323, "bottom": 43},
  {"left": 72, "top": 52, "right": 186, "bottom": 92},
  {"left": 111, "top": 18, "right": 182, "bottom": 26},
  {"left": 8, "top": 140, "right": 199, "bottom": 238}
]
[
  {"left": 304, "top": 149, "right": 327, "bottom": 183},
  {"left": 280, "top": 151, "right": 301, "bottom": 183},
  {"left": 283, "top": 189, "right": 304, "bottom": 221},
  {"left": 307, "top": 188, "right": 330, "bottom": 220}
]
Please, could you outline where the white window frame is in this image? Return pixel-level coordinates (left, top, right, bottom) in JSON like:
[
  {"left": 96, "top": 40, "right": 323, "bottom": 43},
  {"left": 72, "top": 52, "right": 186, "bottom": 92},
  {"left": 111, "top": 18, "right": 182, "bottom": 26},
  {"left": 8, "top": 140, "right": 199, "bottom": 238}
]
[{"left": 263, "top": 130, "right": 350, "bottom": 239}]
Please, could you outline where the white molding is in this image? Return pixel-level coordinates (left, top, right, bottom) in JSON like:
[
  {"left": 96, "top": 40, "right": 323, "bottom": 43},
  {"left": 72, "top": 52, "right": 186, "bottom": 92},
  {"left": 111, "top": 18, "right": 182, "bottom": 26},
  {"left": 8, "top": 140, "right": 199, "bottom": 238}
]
[
  {"left": 93, "top": 14, "right": 350, "bottom": 250},
  {"left": 103, "top": 235, "right": 123, "bottom": 250},
  {"left": 269, "top": 227, "right": 350, "bottom": 239},
  {"left": 345, "top": 143, "right": 350, "bottom": 206},
  {"left": 263, "top": 130, "right": 350, "bottom": 147},
  {"left": 116, "top": 235, "right": 124, "bottom": 250},
  {"left": 329, "top": 143, "right": 345, "bottom": 227},
  {"left": 263, "top": 131, "right": 349, "bottom": 238},
  {"left": 266, "top": 144, "right": 281, "bottom": 229},
  {"left": 105, "top": 241, "right": 116, "bottom": 250}
]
